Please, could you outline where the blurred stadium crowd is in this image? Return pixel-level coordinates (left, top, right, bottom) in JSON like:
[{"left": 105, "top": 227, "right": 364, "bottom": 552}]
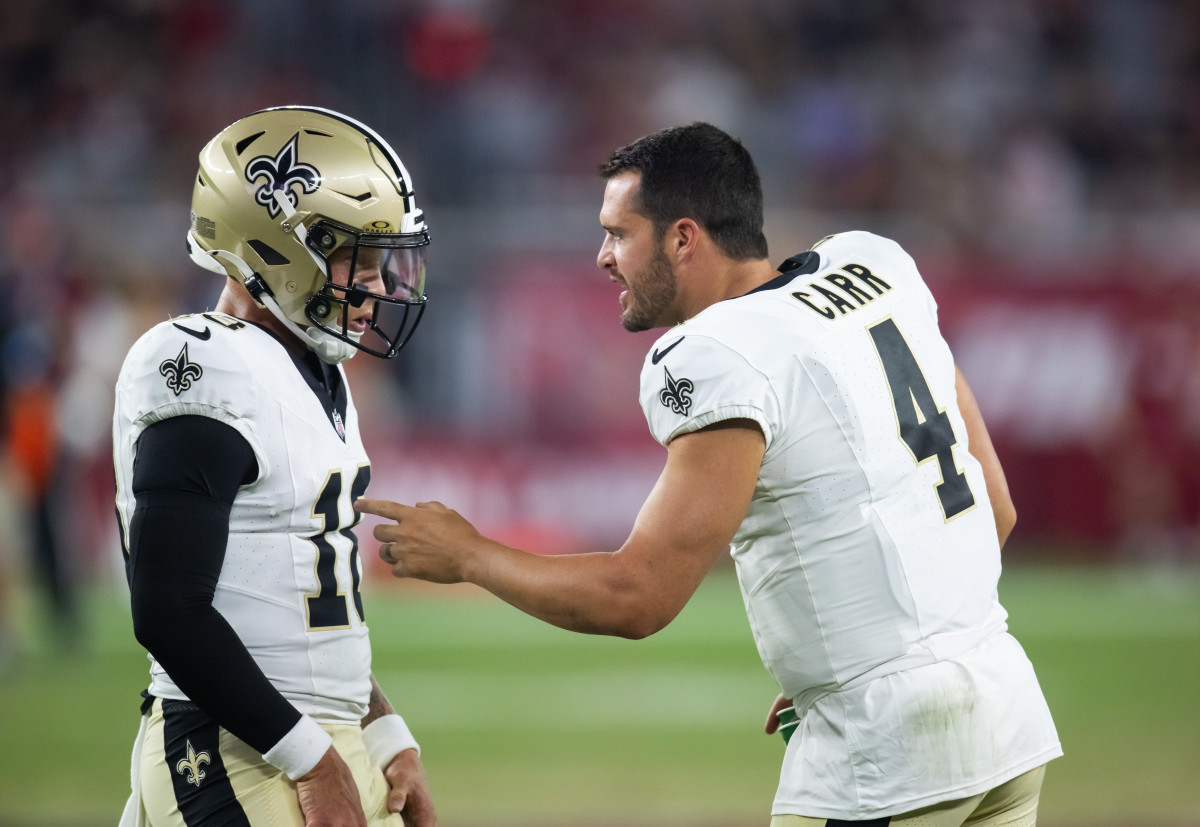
[{"left": 2, "top": 0, "right": 1200, "bottom": 660}]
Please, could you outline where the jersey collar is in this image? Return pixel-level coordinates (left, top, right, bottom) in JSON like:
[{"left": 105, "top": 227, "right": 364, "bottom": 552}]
[{"left": 743, "top": 250, "right": 822, "bottom": 297}]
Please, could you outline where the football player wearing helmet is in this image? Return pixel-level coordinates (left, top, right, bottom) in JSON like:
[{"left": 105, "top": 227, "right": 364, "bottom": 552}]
[
  {"left": 359, "top": 123, "right": 1061, "bottom": 826},
  {"left": 114, "top": 107, "right": 435, "bottom": 826}
]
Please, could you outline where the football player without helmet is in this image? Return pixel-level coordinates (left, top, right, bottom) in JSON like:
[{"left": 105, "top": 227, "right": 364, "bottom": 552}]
[{"left": 185, "top": 105, "right": 429, "bottom": 363}]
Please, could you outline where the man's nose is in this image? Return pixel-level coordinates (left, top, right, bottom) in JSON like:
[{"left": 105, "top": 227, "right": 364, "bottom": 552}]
[{"left": 596, "top": 241, "right": 614, "bottom": 270}]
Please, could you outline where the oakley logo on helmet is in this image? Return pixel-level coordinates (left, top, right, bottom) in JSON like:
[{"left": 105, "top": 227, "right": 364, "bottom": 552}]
[{"left": 245, "top": 133, "right": 322, "bottom": 218}]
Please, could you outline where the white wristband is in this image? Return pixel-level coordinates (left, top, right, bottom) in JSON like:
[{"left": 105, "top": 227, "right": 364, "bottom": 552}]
[
  {"left": 362, "top": 714, "right": 420, "bottom": 767},
  {"left": 262, "top": 715, "right": 333, "bottom": 780}
]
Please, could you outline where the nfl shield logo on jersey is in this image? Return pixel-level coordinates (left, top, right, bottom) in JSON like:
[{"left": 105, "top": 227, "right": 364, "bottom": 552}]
[{"left": 332, "top": 409, "right": 346, "bottom": 441}]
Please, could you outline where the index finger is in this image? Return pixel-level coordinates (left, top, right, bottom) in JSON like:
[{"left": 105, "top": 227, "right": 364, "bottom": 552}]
[{"left": 354, "top": 498, "right": 413, "bottom": 520}]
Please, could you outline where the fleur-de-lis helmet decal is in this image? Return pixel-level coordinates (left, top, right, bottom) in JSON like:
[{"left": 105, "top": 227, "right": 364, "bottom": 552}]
[{"left": 245, "top": 133, "right": 322, "bottom": 219}]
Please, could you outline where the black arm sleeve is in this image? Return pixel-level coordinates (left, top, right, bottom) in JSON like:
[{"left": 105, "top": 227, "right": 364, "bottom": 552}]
[{"left": 127, "top": 415, "right": 301, "bottom": 755}]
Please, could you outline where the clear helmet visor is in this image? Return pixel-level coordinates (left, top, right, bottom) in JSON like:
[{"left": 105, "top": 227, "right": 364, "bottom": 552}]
[
  {"left": 350, "top": 244, "right": 427, "bottom": 301},
  {"left": 304, "top": 219, "right": 429, "bottom": 359}
]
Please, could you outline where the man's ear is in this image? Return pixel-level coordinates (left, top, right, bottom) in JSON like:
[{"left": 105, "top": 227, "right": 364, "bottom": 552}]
[{"left": 667, "top": 217, "right": 702, "bottom": 263}]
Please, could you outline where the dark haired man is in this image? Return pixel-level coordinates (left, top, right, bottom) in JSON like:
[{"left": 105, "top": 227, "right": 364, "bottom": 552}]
[{"left": 358, "top": 122, "right": 1061, "bottom": 826}]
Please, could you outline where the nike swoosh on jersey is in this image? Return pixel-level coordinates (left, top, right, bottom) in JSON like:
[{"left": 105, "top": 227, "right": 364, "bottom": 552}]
[
  {"left": 173, "top": 323, "right": 212, "bottom": 341},
  {"left": 651, "top": 337, "right": 685, "bottom": 364}
]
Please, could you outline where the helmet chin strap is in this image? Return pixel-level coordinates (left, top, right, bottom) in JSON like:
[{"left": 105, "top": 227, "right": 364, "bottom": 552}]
[{"left": 186, "top": 229, "right": 359, "bottom": 365}]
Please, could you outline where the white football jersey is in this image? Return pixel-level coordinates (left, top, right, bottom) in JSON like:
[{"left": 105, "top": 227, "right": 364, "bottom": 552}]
[
  {"left": 640, "top": 232, "right": 1060, "bottom": 818},
  {"left": 113, "top": 313, "right": 374, "bottom": 724}
]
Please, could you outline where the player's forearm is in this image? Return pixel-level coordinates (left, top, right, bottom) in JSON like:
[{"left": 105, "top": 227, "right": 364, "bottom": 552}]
[
  {"left": 463, "top": 538, "right": 675, "bottom": 639},
  {"left": 129, "top": 487, "right": 306, "bottom": 759},
  {"left": 361, "top": 675, "right": 395, "bottom": 727},
  {"left": 133, "top": 596, "right": 303, "bottom": 746},
  {"left": 360, "top": 674, "right": 422, "bottom": 764},
  {"left": 362, "top": 493, "right": 715, "bottom": 637}
]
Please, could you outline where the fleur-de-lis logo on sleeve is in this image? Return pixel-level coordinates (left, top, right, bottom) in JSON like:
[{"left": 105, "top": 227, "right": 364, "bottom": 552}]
[
  {"left": 245, "top": 132, "right": 322, "bottom": 218},
  {"left": 658, "top": 366, "right": 694, "bottom": 416},
  {"left": 175, "top": 740, "right": 211, "bottom": 787},
  {"left": 159, "top": 344, "right": 204, "bottom": 396}
]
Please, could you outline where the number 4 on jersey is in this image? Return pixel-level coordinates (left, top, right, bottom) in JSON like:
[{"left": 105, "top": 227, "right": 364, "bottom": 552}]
[{"left": 867, "top": 318, "right": 975, "bottom": 520}]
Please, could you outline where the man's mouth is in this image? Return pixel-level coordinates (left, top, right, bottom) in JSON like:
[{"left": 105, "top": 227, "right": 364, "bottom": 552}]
[{"left": 610, "top": 274, "right": 628, "bottom": 304}]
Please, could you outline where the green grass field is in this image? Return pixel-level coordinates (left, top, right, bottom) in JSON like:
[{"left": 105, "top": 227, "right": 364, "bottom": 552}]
[{"left": 1, "top": 564, "right": 1198, "bottom": 826}]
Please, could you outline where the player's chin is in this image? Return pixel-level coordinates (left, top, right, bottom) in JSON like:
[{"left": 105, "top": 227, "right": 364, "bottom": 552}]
[{"left": 620, "top": 307, "right": 652, "bottom": 333}]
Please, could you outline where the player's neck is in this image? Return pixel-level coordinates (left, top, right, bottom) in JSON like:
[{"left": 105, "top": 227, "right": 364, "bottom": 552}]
[
  {"left": 679, "top": 256, "right": 776, "bottom": 320},
  {"left": 213, "top": 281, "right": 309, "bottom": 356},
  {"left": 723, "top": 257, "right": 780, "bottom": 299}
]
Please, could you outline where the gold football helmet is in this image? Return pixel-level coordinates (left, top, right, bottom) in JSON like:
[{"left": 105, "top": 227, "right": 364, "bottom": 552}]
[{"left": 186, "top": 106, "right": 429, "bottom": 362}]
